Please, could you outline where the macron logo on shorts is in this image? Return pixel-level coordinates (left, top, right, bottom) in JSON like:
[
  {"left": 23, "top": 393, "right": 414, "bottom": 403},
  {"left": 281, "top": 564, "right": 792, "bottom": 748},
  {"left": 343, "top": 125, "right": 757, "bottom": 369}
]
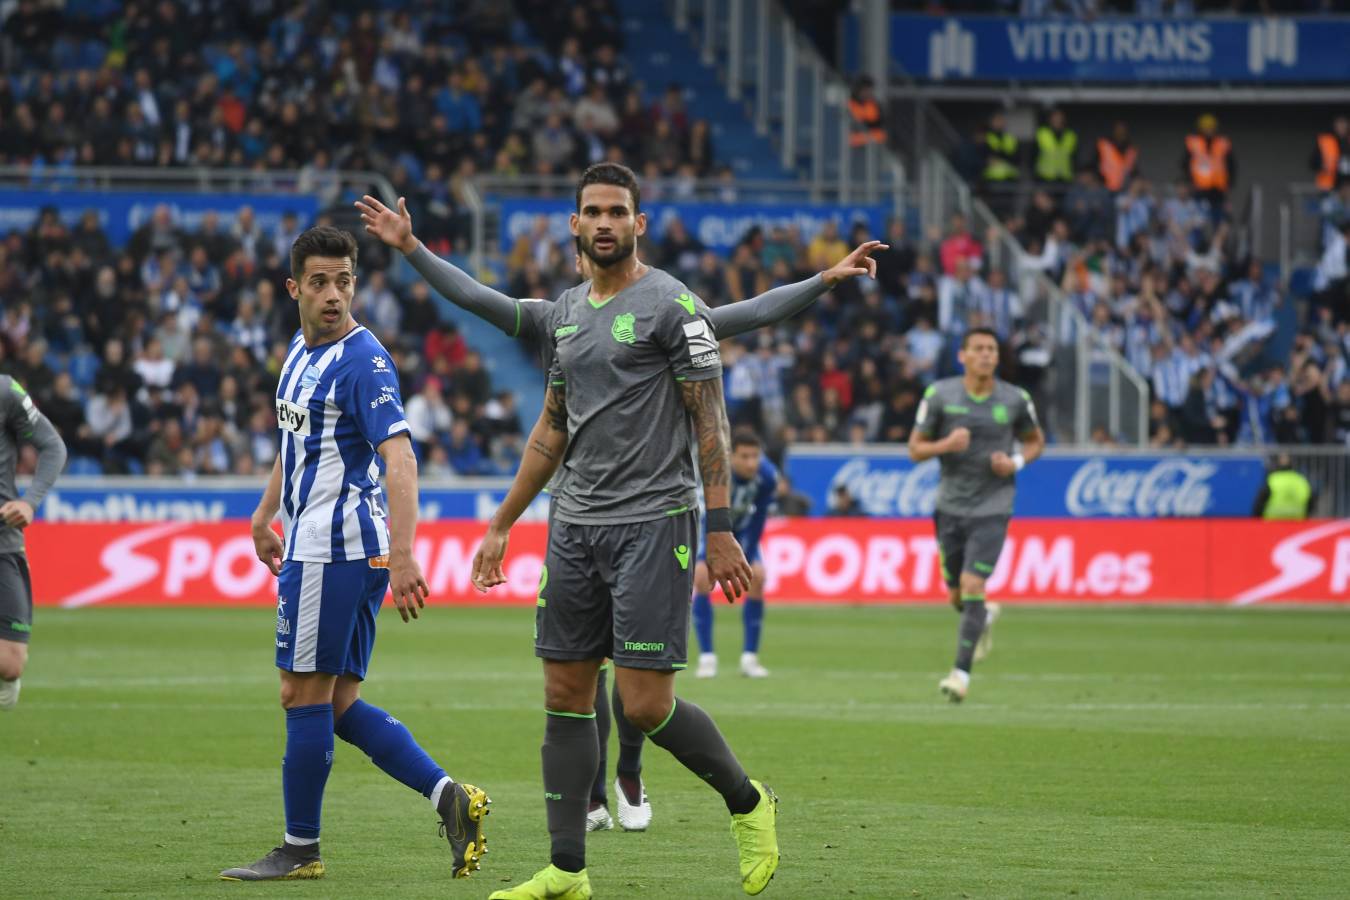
[{"left": 276, "top": 399, "right": 311, "bottom": 436}]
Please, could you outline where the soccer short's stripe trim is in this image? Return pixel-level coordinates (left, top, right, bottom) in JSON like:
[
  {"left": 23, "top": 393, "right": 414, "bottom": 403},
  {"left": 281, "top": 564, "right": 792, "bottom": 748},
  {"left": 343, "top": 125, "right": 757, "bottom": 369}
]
[
  {"left": 670, "top": 663, "right": 688, "bottom": 670},
  {"left": 665, "top": 505, "right": 690, "bottom": 516},
  {"left": 644, "top": 699, "right": 678, "bottom": 737},
  {"left": 546, "top": 709, "right": 597, "bottom": 719},
  {"left": 292, "top": 562, "right": 325, "bottom": 671},
  {"left": 960, "top": 594, "right": 986, "bottom": 602}
]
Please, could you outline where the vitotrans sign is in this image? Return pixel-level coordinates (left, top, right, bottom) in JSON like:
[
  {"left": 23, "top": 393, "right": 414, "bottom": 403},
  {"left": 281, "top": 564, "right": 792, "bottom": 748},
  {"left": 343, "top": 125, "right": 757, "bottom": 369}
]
[{"left": 786, "top": 448, "right": 1267, "bottom": 518}]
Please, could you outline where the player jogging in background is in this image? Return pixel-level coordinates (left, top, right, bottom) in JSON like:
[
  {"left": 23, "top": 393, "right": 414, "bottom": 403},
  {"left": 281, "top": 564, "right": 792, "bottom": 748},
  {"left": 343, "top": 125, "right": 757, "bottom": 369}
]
[
  {"left": 0, "top": 375, "right": 68, "bottom": 711},
  {"left": 356, "top": 185, "right": 883, "bottom": 844},
  {"left": 907, "top": 326, "right": 1044, "bottom": 703},
  {"left": 221, "top": 227, "right": 490, "bottom": 882},
  {"left": 693, "top": 427, "right": 778, "bottom": 679}
]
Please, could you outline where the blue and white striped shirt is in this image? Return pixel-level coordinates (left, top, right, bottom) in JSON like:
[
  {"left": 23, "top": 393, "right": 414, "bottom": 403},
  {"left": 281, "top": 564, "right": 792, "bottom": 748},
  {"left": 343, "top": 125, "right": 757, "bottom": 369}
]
[
  {"left": 1228, "top": 278, "right": 1277, "bottom": 325},
  {"left": 972, "top": 287, "right": 1021, "bottom": 341},
  {"left": 1151, "top": 349, "right": 1192, "bottom": 408},
  {"left": 275, "top": 325, "right": 411, "bottom": 563}
]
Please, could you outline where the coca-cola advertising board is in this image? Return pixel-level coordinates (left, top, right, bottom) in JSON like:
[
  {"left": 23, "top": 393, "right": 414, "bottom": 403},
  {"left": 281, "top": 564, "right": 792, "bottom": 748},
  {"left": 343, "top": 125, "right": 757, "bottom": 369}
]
[
  {"left": 25, "top": 519, "right": 1350, "bottom": 607},
  {"left": 787, "top": 449, "right": 1267, "bottom": 518}
]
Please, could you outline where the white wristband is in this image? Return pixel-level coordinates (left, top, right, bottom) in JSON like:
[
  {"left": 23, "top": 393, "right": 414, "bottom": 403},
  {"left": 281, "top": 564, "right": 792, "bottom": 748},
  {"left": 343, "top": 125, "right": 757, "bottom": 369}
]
[{"left": 1012, "top": 452, "right": 1026, "bottom": 472}]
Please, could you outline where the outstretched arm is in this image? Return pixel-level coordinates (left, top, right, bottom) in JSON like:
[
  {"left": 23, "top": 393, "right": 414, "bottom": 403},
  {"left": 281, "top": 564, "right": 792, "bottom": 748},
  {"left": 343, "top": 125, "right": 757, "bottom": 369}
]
[
  {"left": 472, "top": 382, "right": 570, "bottom": 591},
  {"left": 708, "top": 240, "right": 886, "bottom": 339},
  {"left": 355, "top": 195, "right": 528, "bottom": 336}
]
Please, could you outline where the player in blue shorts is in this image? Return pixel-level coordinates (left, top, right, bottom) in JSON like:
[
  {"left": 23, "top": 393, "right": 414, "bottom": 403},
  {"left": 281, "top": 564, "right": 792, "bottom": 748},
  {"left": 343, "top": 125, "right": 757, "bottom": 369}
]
[
  {"left": 221, "top": 227, "right": 489, "bottom": 882},
  {"left": 693, "top": 428, "right": 778, "bottom": 679}
]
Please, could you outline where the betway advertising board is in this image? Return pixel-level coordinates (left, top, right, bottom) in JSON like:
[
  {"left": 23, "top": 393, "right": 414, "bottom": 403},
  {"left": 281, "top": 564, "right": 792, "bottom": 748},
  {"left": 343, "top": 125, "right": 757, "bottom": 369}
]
[
  {"left": 25, "top": 519, "right": 1350, "bottom": 606},
  {"left": 787, "top": 450, "right": 1266, "bottom": 518},
  {"left": 37, "top": 481, "right": 544, "bottom": 523}
]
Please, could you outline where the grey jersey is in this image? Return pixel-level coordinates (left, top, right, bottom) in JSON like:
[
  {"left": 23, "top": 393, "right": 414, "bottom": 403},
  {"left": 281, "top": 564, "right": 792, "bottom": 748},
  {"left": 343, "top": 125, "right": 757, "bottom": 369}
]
[
  {"left": 538, "top": 268, "right": 721, "bottom": 525},
  {"left": 915, "top": 377, "right": 1038, "bottom": 517},
  {"left": 0, "top": 376, "right": 67, "bottom": 553}
]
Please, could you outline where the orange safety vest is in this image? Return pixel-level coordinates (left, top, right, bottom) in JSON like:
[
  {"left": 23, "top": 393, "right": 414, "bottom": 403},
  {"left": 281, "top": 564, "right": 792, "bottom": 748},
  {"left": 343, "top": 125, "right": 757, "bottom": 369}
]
[
  {"left": 1185, "top": 134, "right": 1230, "bottom": 191},
  {"left": 848, "top": 97, "right": 884, "bottom": 147},
  {"left": 1315, "top": 133, "right": 1341, "bottom": 191},
  {"left": 1096, "top": 138, "right": 1137, "bottom": 192}
]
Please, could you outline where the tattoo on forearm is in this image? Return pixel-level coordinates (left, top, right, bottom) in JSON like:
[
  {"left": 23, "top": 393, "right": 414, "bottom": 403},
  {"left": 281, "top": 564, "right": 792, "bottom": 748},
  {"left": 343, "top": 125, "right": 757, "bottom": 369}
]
[
  {"left": 681, "top": 378, "right": 730, "bottom": 488},
  {"left": 528, "top": 438, "right": 557, "bottom": 461},
  {"left": 545, "top": 383, "right": 568, "bottom": 433}
]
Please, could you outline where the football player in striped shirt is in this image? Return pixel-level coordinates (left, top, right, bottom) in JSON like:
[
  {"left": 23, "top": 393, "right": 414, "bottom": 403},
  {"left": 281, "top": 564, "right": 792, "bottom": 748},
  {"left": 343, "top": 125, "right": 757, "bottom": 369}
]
[{"left": 221, "top": 227, "right": 489, "bottom": 882}]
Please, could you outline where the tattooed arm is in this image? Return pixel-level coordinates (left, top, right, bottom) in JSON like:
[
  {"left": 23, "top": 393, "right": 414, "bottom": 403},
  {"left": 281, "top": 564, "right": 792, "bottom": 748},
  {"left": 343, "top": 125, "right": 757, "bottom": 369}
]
[
  {"left": 680, "top": 377, "right": 753, "bottom": 601},
  {"left": 472, "top": 382, "right": 569, "bottom": 591}
]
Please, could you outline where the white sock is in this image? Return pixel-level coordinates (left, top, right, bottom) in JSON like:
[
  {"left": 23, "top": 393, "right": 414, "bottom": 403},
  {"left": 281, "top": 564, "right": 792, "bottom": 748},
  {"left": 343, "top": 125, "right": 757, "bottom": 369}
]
[
  {"left": 284, "top": 833, "right": 318, "bottom": 847},
  {"left": 951, "top": 668, "right": 971, "bottom": 689},
  {"left": 429, "top": 775, "right": 454, "bottom": 811}
]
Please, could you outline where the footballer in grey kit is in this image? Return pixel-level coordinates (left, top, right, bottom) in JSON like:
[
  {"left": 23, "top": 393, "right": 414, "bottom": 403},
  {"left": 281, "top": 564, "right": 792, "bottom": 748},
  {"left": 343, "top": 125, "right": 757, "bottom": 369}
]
[
  {"left": 0, "top": 375, "right": 69, "bottom": 711},
  {"left": 360, "top": 163, "right": 780, "bottom": 900},
  {"left": 909, "top": 327, "right": 1043, "bottom": 703}
]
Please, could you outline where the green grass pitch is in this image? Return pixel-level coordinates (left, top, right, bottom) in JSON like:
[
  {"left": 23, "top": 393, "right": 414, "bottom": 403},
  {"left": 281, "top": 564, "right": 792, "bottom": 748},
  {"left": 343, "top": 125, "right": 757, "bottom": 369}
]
[{"left": 3, "top": 606, "right": 1348, "bottom": 898}]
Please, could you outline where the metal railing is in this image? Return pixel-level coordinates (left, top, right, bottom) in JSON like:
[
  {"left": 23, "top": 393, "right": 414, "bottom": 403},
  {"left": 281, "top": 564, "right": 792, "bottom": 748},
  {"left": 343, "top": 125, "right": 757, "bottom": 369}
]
[
  {"left": 921, "top": 152, "right": 1151, "bottom": 446},
  {"left": 0, "top": 164, "right": 397, "bottom": 206},
  {"left": 1277, "top": 182, "right": 1331, "bottom": 277},
  {"left": 670, "top": 0, "right": 906, "bottom": 210}
]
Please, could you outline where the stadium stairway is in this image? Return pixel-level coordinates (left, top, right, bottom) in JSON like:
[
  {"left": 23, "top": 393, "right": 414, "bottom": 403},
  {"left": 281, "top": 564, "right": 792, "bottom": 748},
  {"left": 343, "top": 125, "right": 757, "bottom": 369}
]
[{"left": 614, "top": 0, "right": 796, "bottom": 182}]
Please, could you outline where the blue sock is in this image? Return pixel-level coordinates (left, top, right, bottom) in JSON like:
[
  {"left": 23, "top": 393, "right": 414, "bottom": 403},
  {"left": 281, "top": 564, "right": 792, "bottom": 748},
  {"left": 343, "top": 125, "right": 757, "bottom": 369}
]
[
  {"left": 283, "top": 704, "right": 334, "bottom": 841},
  {"left": 742, "top": 598, "right": 765, "bottom": 654},
  {"left": 692, "top": 592, "right": 714, "bottom": 653},
  {"left": 334, "top": 699, "right": 447, "bottom": 798}
]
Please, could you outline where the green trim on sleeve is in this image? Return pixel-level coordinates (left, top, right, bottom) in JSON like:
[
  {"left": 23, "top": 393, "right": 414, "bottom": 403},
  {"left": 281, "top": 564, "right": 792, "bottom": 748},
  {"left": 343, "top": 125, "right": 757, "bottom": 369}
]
[
  {"left": 511, "top": 301, "right": 522, "bottom": 337},
  {"left": 923, "top": 385, "right": 936, "bottom": 398}
]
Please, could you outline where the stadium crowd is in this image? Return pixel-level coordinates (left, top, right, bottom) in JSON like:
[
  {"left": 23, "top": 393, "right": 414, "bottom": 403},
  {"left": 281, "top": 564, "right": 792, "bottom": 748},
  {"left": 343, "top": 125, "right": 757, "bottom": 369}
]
[
  {"left": 0, "top": 0, "right": 1346, "bottom": 486},
  {"left": 952, "top": 105, "right": 1350, "bottom": 447},
  {"left": 3, "top": 201, "right": 535, "bottom": 479},
  {"left": 0, "top": 0, "right": 729, "bottom": 254}
]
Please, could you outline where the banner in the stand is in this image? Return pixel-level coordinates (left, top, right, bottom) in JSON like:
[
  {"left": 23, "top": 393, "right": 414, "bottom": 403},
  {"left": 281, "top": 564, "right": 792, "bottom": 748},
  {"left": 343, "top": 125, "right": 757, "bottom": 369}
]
[
  {"left": 494, "top": 198, "right": 890, "bottom": 254},
  {"left": 0, "top": 189, "right": 318, "bottom": 248},
  {"left": 27, "top": 518, "right": 1350, "bottom": 607},
  {"left": 861, "top": 15, "right": 1350, "bottom": 83}
]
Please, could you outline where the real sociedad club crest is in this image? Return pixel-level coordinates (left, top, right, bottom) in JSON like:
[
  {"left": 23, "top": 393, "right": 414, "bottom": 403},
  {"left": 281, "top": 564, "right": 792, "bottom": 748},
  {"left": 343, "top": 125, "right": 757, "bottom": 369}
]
[{"left": 300, "top": 365, "right": 321, "bottom": 389}]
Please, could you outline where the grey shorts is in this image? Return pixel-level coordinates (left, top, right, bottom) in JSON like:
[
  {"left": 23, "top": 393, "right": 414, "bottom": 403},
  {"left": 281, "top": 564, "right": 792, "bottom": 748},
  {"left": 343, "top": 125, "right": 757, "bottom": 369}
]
[
  {"left": 535, "top": 511, "right": 697, "bottom": 671},
  {"left": 934, "top": 512, "right": 1010, "bottom": 588},
  {"left": 0, "top": 552, "right": 33, "bottom": 643}
]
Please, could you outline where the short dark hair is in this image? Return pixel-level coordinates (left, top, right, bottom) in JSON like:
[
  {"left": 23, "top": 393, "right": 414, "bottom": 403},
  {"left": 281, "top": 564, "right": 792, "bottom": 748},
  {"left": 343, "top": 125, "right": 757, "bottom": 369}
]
[
  {"left": 961, "top": 326, "right": 1000, "bottom": 349},
  {"left": 575, "top": 162, "right": 640, "bottom": 213},
  {"left": 731, "top": 427, "right": 762, "bottom": 451},
  {"left": 290, "top": 225, "right": 358, "bottom": 277}
]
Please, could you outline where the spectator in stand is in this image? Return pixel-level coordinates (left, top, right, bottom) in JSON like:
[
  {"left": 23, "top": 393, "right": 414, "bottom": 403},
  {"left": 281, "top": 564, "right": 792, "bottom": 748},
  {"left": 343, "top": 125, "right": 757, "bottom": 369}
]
[
  {"left": 981, "top": 110, "right": 1020, "bottom": 192},
  {"left": 652, "top": 83, "right": 688, "bottom": 136},
  {"left": 939, "top": 213, "right": 983, "bottom": 276},
  {"left": 847, "top": 75, "right": 885, "bottom": 150},
  {"left": 405, "top": 376, "right": 454, "bottom": 456},
  {"left": 1182, "top": 113, "right": 1234, "bottom": 220},
  {"left": 938, "top": 256, "right": 989, "bottom": 337},
  {"left": 807, "top": 221, "right": 848, "bottom": 273},
  {"left": 1035, "top": 108, "right": 1078, "bottom": 186},
  {"left": 446, "top": 418, "right": 484, "bottom": 476},
  {"left": 452, "top": 350, "right": 492, "bottom": 408},
  {"left": 1310, "top": 115, "right": 1350, "bottom": 194},
  {"left": 1331, "top": 380, "right": 1350, "bottom": 445},
  {"left": 1094, "top": 120, "right": 1139, "bottom": 194}
]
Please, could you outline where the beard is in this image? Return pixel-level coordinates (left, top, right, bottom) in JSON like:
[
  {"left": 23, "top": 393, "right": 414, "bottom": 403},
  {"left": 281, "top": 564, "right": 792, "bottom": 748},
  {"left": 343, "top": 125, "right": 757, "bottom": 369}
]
[{"left": 580, "top": 231, "right": 635, "bottom": 269}]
